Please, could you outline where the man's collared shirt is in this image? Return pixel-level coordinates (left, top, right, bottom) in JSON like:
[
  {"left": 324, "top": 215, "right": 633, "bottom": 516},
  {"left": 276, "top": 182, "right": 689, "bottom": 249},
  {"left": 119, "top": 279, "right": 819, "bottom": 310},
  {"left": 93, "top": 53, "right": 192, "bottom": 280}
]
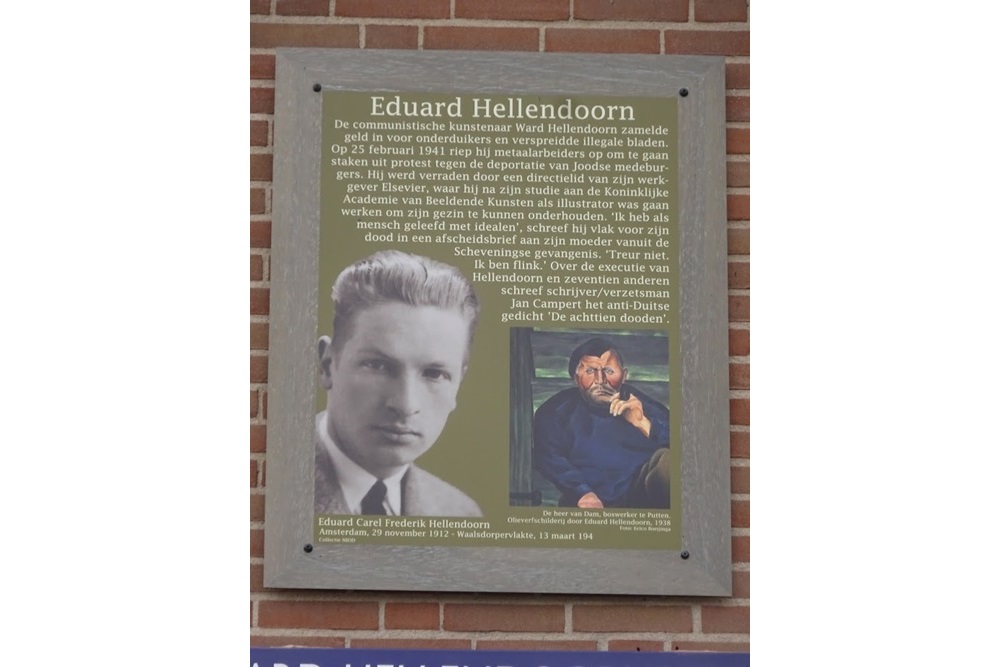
[{"left": 317, "top": 412, "right": 407, "bottom": 515}]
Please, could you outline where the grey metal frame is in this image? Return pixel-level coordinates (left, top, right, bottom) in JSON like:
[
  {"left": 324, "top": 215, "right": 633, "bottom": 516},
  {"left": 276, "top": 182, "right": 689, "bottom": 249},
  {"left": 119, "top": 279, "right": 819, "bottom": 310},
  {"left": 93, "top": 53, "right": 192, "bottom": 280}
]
[{"left": 264, "top": 49, "right": 731, "bottom": 595}]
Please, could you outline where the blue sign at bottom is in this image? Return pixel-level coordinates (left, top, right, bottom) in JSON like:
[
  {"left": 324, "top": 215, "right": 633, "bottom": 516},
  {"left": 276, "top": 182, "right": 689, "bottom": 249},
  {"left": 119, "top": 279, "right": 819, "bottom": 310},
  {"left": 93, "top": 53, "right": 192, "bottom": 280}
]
[{"left": 250, "top": 648, "right": 749, "bottom": 667}]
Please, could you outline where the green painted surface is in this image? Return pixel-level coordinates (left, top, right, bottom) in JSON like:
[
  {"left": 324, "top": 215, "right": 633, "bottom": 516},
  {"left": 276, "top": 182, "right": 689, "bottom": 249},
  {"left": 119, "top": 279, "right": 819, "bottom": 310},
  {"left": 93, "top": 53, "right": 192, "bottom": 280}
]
[{"left": 314, "top": 91, "right": 681, "bottom": 550}]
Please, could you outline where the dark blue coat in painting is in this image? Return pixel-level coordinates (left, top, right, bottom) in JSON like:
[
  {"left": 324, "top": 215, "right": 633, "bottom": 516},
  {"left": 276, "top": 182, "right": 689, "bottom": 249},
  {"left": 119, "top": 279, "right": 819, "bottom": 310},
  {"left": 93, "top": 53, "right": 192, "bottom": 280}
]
[{"left": 532, "top": 387, "right": 669, "bottom": 507}]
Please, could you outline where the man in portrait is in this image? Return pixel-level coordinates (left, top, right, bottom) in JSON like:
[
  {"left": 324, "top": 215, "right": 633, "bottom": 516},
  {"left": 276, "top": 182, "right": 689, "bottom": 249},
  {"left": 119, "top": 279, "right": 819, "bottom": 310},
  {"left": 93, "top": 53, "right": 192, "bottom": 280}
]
[
  {"left": 315, "top": 250, "right": 483, "bottom": 517},
  {"left": 533, "top": 337, "right": 670, "bottom": 509}
]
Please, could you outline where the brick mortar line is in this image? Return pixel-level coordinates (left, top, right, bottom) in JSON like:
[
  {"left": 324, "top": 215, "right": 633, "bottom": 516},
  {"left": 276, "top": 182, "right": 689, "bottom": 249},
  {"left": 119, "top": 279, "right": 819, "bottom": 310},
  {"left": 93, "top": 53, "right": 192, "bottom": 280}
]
[
  {"left": 249, "top": 590, "right": 735, "bottom": 606},
  {"left": 726, "top": 187, "right": 749, "bottom": 193},
  {"left": 249, "top": 49, "right": 749, "bottom": 61},
  {"left": 249, "top": 626, "right": 747, "bottom": 639},
  {"left": 696, "top": 599, "right": 749, "bottom": 609},
  {"left": 250, "top": 17, "right": 750, "bottom": 30},
  {"left": 248, "top": 591, "right": 730, "bottom": 609},
  {"left": 250, "top": 636, "right": 750, "bottom": 653},
  {"left": 249, "top": 639, "right": 747, "bottom": 650},
  {"left": 252, "top": 593, "right": 655, "bottom": 605},
  {"left": 728, "top": 155, "right": 750, "bottom": 162},
  {"left": 730, "top": 389, "right": 749, "bottom": 398},
  {"left": 249, "top": 623, "right": 741, "bottom": 636},
  {"left": 670, "top": 632, "right": 750, "bottom": 643}
]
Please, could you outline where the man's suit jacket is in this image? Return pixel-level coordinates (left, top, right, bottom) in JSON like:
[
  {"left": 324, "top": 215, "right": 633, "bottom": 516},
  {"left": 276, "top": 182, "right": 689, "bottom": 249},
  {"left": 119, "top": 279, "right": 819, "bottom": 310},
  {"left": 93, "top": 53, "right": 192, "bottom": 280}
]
[{"left": 315, "top": 438, "right": 483, "bottom": 517}]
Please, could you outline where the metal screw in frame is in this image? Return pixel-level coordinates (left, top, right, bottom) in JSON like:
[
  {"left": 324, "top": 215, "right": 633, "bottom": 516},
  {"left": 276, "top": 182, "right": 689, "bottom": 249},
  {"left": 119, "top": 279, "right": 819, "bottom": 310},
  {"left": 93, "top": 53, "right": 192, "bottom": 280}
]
[
  {"left": 679, "top": 88, "right": 689, "bottom": 97},
  {"left": 303, "top": 543, "right": 314, "bottom": 553},
  {"left": 680, "top": 550, "right": 690, "bottom": 559},
  {"left": 313, "top": 83, "right": 322, "bottom": 92}
]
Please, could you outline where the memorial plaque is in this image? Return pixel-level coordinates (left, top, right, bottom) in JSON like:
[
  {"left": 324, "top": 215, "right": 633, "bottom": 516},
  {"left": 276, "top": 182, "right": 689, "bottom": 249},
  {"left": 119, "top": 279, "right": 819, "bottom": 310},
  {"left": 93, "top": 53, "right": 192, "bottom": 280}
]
[{"left": 264, "top": 50, "right": 730, "bottom": 595}]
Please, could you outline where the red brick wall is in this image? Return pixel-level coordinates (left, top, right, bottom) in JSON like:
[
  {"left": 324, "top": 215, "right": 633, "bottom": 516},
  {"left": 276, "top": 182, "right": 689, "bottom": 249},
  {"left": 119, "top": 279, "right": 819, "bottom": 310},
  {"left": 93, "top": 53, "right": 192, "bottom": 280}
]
[{"left": 250, "top": 0, "right": 749, "bottom": 652}]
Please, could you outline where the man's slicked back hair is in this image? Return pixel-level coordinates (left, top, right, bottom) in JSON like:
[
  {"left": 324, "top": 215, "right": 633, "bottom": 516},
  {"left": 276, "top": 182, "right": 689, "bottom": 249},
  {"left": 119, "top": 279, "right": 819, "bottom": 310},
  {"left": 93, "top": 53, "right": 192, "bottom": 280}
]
[{"left": 330, "top": 250, "right": 480, "bottom": 357}]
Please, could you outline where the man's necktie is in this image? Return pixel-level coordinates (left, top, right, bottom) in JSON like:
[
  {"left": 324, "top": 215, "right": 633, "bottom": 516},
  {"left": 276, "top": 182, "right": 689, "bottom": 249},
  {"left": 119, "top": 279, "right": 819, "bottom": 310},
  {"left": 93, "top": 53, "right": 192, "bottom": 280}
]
[{"left": 361, "top": 480, "right": 388, "bottom": 515}]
